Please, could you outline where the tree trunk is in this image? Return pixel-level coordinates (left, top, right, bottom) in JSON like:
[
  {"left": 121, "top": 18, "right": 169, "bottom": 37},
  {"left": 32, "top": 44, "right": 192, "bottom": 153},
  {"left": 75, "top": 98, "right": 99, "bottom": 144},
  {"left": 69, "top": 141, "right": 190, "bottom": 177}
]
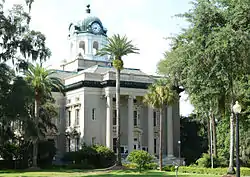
[
  {"left": 228, "top": 101, "right": 235, "bottom": 174},
  {"left": 115, "top": 68, "right": 122, "bottom": 166},
  {"left": 32, "top": 98, "right": 39, "bottom": 168},
  {"left": 209, "top": 117, "right": 213, "bottom": 168},
  {"left": 159, "top": 107, "right": 163, "bottom": 171},
  {"left": 207, "top": 116, "right": 211, "bottom": 154},
  {"left": 211, "top": 113, "right": 217, "bottom": 157}
]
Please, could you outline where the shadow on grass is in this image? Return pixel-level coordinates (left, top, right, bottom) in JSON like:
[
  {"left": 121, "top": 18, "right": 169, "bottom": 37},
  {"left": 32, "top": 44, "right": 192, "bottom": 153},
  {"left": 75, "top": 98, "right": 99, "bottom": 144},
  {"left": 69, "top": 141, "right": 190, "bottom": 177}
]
[{"left": 0, "top": 168, "right": 89, "bottom": 173}]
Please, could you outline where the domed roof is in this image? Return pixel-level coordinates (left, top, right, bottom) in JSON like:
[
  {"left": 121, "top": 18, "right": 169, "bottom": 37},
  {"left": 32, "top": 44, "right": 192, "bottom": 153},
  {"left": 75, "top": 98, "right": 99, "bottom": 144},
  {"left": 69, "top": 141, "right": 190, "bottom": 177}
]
[
  {"left": 69, "top": 5, "right": 107, "bottom": 36},
  {"left": 76, "top": 14, "right": 103, "bottom": 32}
]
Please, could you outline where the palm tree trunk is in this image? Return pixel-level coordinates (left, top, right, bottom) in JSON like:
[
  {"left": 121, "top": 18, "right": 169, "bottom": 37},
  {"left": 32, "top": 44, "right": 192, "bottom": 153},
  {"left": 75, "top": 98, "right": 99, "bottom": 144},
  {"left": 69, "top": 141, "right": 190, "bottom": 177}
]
[
  {"left": 228, "top": 101, "right": 235, "bottom": 174},
  {"left": 211, "top": 113, "right": 217, "bottom": 157},
  {"left": 115, "top": 68, "right": 122, "bottom": 166},
  {"left": 159, "top": 107, "right": 163, "bottom": 171},
  {"left": 32, "top": 98, "right": 39, "bottom": 168}
]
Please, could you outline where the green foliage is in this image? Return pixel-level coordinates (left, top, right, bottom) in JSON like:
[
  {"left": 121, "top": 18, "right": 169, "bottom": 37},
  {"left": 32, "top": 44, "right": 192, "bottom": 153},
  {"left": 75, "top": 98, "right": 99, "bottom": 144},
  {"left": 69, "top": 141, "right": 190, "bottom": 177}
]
[
  {"left": 96, "top": 34, "right": 139, "bottom": 65},
  {"left": 174, "top": 166, "right": 250, "bottom": 176},
  {"left": 143, "top": 80, "right": 178, "bottom": 109},
  {"left": 37, "top": 140, "right": 57, "bottom": 168},
  {"left": 180, "top": 116, "right": 208, "bottom": 165},
  {"left": 157, "top": 0, "right": 250, "bottom": 170},
  {"left": 62, "top": 144, "right": 116, "bottom": 169},
  {"left": 112, "top": 59, "right": 123, "bottom": 70},
  {"left": 196, "top": 153, "right": 227, "bottom": 168},
  {"left": 25, "top": 63, "right": 65, "bottom": 98},
  {"left": 93, "top": 145, "right": 116, "bottom": 167},
  {"left": 0, "top": 2, "right": 51, "bottom": 68},
  {"left": 123, "top": 162, "right": 158, "bottom": 170},
  {"left": 127, "top": 150, "right": 155, "bottom": 172},
  {"left": 0, "top": 140, "right": 56, "bottom": 169},
  {"left": 162, "top": 165, "right": 175, "bottom": 172}
]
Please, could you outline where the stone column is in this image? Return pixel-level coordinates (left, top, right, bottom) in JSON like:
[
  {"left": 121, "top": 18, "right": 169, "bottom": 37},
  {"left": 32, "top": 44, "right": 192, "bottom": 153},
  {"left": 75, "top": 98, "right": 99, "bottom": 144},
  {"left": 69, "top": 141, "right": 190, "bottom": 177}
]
[
  {"left": 106, "top": 94, "right": 113, "bottom": 149},
  {"left": 148, "top": 106, "right": 154, "bottom": 154},
  {"left": 167, "top": 106, "right": 174, "bottom": 157},
  {"left": 128, "top": 95, "right": 134, "bottom": 153}
]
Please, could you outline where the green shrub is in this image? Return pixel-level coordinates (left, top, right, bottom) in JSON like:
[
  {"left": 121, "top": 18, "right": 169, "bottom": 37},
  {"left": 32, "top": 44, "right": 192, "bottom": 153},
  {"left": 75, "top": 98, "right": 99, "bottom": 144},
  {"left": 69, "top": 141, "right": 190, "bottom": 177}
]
[
  {"left": 93, "top": 145, "right": 116, "bottom": 168},
  {"left": 174, "top": 166, "right": 250, "bottom": 176},
  {"left": 196, "top": 153, "right": 226, "bottom": 168},
  {"left": 145, "top": 162, "right": 158, "bottom": 170},
  {"left": 163, "top": 165, "right": 175, "bottom": 172},
  {"left": 38, "top": 140, "right": 57, "bottom": 168},
  {"left": 62, "top": 144, "right": 115, "bottom": 169},
  {"left": 127, "top": 150, "right": 155, "bottom": 172},
  {"left": 123, "top": 163, "right": 137, "bottom": 169}
]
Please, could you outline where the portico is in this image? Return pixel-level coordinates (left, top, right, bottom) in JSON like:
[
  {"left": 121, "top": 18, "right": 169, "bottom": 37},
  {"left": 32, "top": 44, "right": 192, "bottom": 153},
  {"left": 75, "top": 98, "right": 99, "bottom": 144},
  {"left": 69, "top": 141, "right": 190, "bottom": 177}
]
[{"left": 102, "top": 86, "right": 176, "bottom": 157}]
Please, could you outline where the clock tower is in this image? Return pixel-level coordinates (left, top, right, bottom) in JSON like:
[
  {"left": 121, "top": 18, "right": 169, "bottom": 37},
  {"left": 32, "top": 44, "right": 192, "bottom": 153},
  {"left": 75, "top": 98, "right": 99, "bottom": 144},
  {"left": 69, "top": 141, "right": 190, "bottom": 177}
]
[{"left": 62, "top": 5, "right": 110, "bottom": 71}]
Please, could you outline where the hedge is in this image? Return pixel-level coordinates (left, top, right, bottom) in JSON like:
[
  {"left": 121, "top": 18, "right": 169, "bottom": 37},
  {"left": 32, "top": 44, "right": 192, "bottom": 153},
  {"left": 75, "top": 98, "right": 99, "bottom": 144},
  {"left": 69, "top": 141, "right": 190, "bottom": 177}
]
[
  {"left": 164, "top": 166, "right": 250, "bottom": 176},
  {"left": 123, "top": 162, "right": 158, "bottom": 170},
  {"left": 62, "top": 144, "right": 115, "bottom": 169}
]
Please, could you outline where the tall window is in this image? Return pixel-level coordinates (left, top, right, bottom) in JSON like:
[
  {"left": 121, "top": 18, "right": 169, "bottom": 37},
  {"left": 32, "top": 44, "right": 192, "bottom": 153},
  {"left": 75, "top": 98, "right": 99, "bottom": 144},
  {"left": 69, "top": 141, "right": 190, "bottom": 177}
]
[
  {"left": 68, "top": 111, "right": 71, "bottom": 126},
  {"left": 92, "top": 108, "right": 96, "bottom": 120},
  {"left": 153, "top": 111, "right": 157, "bottom": 126},
  {"left": 133, "top": 110, "right": 138, "bottom": 126},
  {"left": 154, "top": 138, "right": 157, "bottom": 154},
  {"left": 76, "top": 137, "right": 80, "bottom": 151},
  {"left": 92, "top": 137, "right": 96, "bottom": 145},
  {"left": 75, "top": 109, "right": 79, "bottom": 125},
  {"left": 68, "top": 138, "right": 71, "bottom": 152},
  {"left": 79, "top": 41, "right": 85, "bottom": 55},
  {"left": 113, "top": 110, "right": 117, "bottom": 125},
  {"left": 113, "top": 138, "right": 117, "bottom": 153},
  {"left": 93, "top": 41, "right": 99, "bottom": 55}
]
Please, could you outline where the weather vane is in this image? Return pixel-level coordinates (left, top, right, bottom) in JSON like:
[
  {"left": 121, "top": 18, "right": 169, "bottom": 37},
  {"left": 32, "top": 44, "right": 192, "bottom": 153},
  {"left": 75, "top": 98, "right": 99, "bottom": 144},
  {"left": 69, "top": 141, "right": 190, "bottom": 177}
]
[{"left": 86, "top": 4, "right": 91, "bottom": 13}]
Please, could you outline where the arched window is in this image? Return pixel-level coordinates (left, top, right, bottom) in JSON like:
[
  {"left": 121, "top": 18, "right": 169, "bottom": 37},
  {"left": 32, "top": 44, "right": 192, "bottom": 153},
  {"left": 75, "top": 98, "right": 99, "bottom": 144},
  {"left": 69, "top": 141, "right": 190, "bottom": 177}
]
[
  {"left": 79, "top": 41, "right": 85, "bottom": 55},
  {"left": 93, "top": 41, "right": 99, "bottom": 55}
]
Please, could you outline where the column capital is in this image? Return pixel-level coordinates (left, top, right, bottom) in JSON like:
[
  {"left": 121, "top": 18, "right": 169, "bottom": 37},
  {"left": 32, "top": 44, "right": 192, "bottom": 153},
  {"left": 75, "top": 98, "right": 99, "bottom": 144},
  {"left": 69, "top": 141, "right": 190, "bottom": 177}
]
[
  {"left": 105, "top": 93, "right": 115, "bottom": 98},
  {"left": 128, "top": 95, "right": 134, "bottom": 99}
]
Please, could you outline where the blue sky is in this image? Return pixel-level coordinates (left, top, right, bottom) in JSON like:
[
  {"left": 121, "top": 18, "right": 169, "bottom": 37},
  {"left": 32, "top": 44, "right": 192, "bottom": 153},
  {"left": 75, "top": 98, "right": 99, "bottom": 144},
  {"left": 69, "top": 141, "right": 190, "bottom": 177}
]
[{"left": 5, "top": 0, "right": 194, "bottom": 116}]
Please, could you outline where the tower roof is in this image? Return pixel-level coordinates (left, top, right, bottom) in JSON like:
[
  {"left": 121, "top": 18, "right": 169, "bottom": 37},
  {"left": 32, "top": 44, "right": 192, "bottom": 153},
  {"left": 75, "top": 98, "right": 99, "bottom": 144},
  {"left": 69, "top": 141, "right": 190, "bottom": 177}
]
[{"left": 68, "top": 5, "right": 107, "bottom": 36}]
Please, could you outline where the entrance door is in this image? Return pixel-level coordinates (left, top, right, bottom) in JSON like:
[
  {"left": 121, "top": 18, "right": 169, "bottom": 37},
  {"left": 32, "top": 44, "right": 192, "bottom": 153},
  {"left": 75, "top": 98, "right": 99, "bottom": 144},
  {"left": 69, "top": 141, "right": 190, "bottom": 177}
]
[{"left": 133, "top": 144, "right": 139, "bottom": 150}]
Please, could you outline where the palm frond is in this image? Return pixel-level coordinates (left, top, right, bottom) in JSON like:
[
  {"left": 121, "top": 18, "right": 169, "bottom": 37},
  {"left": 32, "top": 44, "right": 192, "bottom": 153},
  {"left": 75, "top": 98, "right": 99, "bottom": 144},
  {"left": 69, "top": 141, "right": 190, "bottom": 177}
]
[
  {"left": 96, "top": 34, "right": 139, "bottom": 62},
  {"left": 143, "top": 80, "right": 179, "bottom": 109}
]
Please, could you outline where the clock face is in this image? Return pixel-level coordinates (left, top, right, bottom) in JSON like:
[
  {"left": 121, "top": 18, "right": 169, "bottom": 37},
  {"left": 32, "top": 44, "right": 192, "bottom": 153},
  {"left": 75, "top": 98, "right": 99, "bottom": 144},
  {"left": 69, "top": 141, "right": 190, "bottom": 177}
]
[{"left": 91, "top": 22, "right": 101, "bottom": 34}]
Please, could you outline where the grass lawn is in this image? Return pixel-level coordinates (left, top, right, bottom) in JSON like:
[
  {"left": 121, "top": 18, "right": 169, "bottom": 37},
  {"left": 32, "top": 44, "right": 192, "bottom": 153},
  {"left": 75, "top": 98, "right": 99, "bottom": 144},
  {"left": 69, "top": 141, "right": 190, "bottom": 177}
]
[{"left": 0, "top": 169, "right": 221, "bottom": 177}]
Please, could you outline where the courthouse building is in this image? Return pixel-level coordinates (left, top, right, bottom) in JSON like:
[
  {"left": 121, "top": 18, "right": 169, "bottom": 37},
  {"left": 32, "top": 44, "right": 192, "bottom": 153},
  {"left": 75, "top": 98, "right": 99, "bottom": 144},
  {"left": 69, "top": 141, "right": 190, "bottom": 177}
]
[{"left": 52, "top": 5, "right": 181, "bottom": 163}]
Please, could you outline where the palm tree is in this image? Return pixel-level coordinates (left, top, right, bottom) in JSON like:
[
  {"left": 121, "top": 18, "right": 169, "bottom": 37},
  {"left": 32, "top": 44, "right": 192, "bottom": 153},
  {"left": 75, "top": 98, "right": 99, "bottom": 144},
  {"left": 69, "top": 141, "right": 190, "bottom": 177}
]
[
  {"left": 143, "top": 80, "right": 178, "bottom": 171},
  {"left": 25, "top": 63, "right": 64, "bottom": 168},
  {"left": 97, "top": 34, "right": 139, "bottom": 166}
]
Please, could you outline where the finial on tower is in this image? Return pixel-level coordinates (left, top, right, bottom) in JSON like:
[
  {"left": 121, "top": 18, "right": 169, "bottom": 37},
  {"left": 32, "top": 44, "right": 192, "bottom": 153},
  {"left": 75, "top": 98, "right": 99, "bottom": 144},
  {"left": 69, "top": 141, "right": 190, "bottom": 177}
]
[{"left": 86, "top": 4, "right": 90, "bottom": 13}]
